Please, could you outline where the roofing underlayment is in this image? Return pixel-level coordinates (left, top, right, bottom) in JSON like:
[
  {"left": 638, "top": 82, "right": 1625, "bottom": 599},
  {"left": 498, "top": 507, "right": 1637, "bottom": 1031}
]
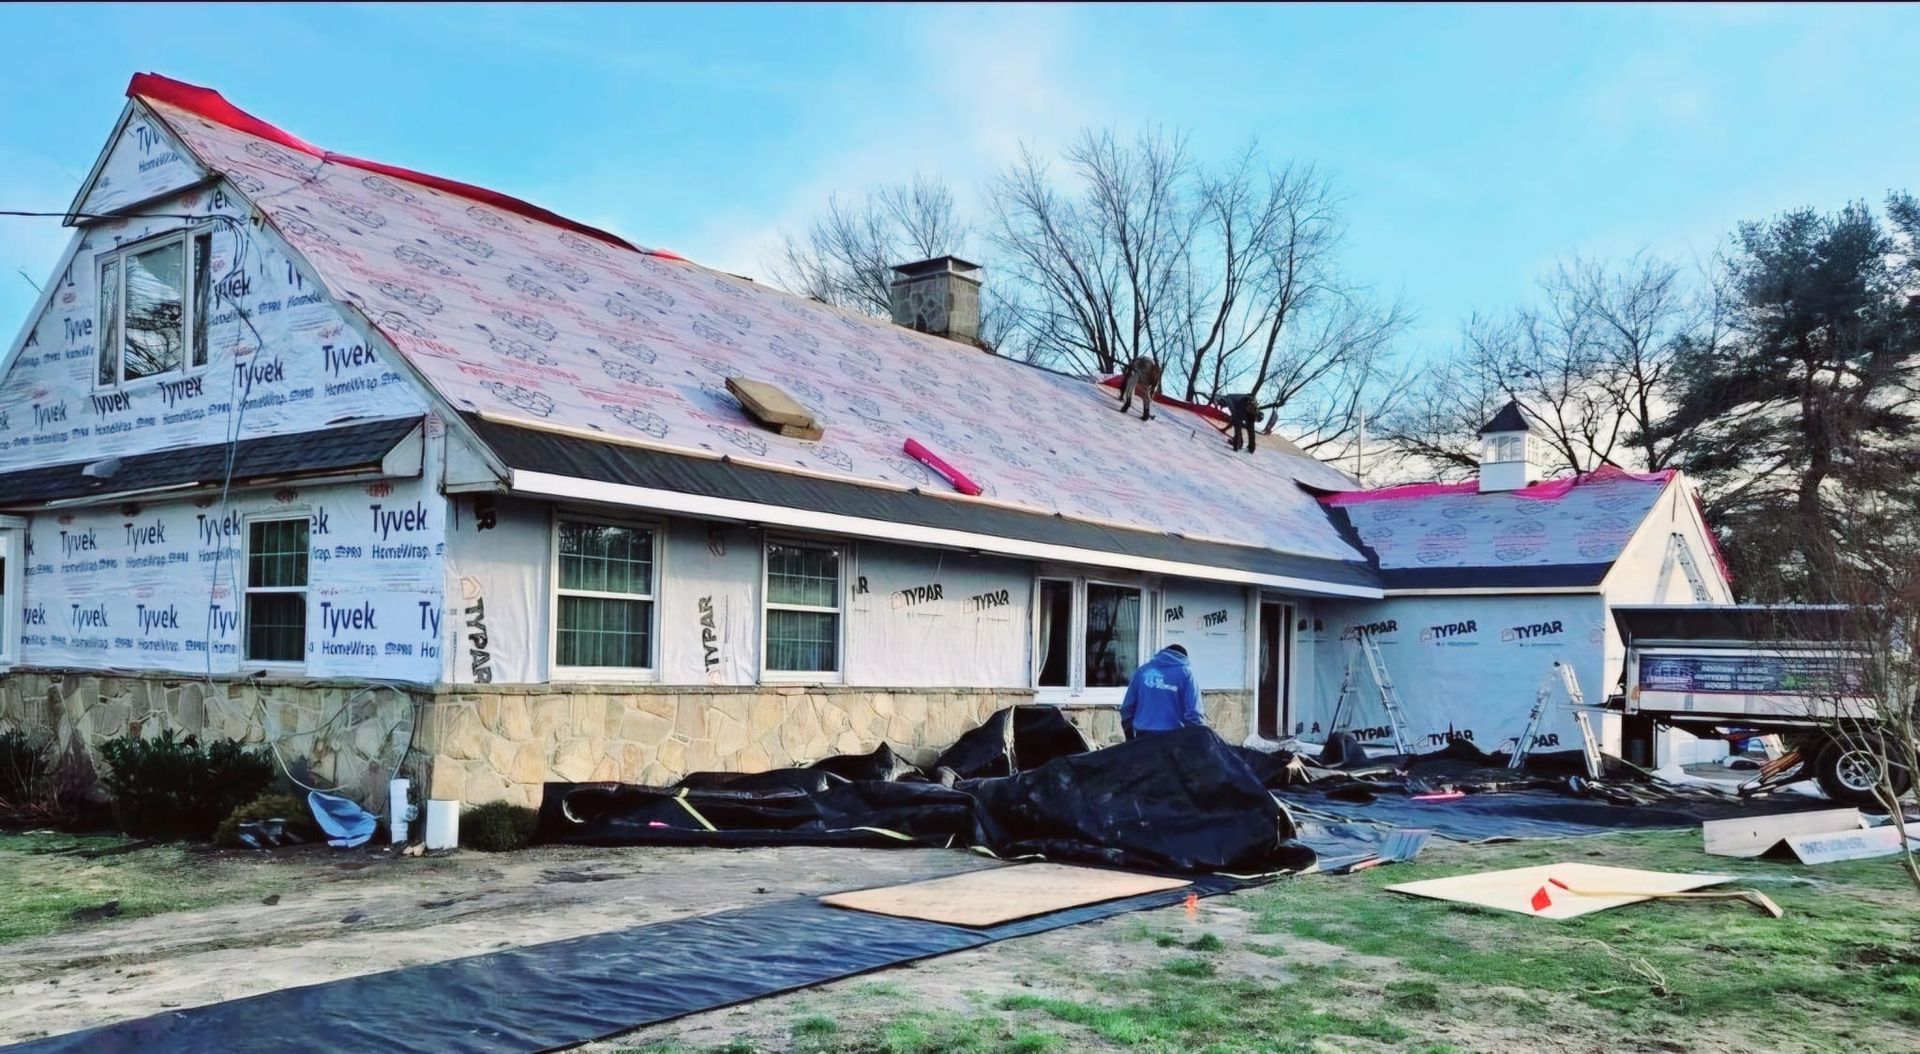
[
  {"left": 1323, "top": 468, "right": 1678, "bottom": 588},
  {"left": 125, "top": 74, "right": 1365, "bottom": 566}
]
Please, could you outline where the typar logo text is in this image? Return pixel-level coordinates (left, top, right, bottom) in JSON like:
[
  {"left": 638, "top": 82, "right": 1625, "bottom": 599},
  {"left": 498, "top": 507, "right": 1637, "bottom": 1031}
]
[
  {"left": 1501, "top": 619, "right": 1565, "bottom": 644},
  {"left": 1420, "top": 619, "right": 1479, "bottom": 644}
]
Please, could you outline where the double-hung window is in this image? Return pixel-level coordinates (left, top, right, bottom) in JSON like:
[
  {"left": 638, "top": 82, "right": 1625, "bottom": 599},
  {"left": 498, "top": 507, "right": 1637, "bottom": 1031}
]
[
  {"left": 97, "top": 227, "right": 214, "bottom": 387},
  {"left": 764, "top": 540, "right": 843, "bottom": 676},
  {"left": 1032, "top": 577, "right": 1145, "bottom": 697},
  {"left": 245, "top": 518, "right": 309, "bottom": 663},
  {"left": 554, "top": 518, "right": 656, "bottom": 671}
]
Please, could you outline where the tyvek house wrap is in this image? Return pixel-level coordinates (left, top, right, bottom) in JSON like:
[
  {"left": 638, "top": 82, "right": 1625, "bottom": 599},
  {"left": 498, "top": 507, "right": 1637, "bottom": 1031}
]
[{"left": 131, "top": 82, "right": 1366, "bottom": 566}]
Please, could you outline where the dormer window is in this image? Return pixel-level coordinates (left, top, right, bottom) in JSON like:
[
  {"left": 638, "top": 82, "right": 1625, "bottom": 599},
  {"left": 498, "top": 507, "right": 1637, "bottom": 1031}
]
[{"left": 96, "top": 227, "right": 214, "bottom": 387}]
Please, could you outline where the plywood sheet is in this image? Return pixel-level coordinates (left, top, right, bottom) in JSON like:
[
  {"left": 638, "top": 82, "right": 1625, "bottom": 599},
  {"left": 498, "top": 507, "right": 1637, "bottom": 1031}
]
[
  {"left": 822, "top": 864, "right": 1190, "bottom": 928},
  {"left": 726, "top": 376, "right": 816, "bottom": 428},
  {"left": 1388, "top": 862, "right": 1733, "bottom": 920},
  {"left": 1703, "top": 808, "right": 1862, "bottom": 858}
]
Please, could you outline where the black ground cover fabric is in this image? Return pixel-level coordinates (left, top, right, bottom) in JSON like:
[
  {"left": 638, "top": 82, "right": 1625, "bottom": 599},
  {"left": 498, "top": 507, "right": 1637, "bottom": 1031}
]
[
  {"left": 3, "top": 878, "right": 1242, "bottom": 1054},
  {"left": 542, "top": 716, "right": 1314, "bottom": 874}
]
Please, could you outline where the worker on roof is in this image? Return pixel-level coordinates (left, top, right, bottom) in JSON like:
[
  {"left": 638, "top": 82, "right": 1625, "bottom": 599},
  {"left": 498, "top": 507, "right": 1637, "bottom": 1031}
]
[{"left": 1120, "top": 644, "right": 1206, "bottom": 739}]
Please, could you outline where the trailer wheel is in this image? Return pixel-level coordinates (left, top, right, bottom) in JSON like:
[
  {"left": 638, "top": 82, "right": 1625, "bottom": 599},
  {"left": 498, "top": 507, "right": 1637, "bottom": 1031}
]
[{"left": 1812, "top": 739, "right": 1911, "bottom": 807}]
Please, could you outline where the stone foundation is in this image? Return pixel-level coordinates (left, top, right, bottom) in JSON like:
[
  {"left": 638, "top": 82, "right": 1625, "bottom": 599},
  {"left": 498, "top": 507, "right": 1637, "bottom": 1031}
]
[
  {"left": 1, "top": 669, "right": 1251, "bottom": 809},
  {"left": 0, "top": 669, "right": 426, "bottom": 807}
]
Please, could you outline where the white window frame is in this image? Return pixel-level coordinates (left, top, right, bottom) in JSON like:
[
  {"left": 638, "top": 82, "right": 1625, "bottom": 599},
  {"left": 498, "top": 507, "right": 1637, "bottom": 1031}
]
[
  {"left": 548, "top": 511, "right": 663, "bottom": 682},
  {"left": 760, "top": 535, "right": 846, "bottom": 683},
  {"left": 0, "top": 518, "right": 25, "bottom": 668},
  {"left": 241, "top": 511, "right": 311, "bottom": 670},
  {"left": 1030, "top": 573, "right": 1149, "bottom": 705},
  {"left": 1032, "top": 576, "right": 1078, "bottom": 692},
  {"left": 94, "top": 224, "right": 217, "bottom": 390}
]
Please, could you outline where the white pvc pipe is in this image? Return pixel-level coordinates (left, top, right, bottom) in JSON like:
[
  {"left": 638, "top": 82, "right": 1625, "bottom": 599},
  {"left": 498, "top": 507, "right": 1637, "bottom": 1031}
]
[
  {"left": 425, "top": 799, "right": 461, "bottom": 850},
  {"left": 389, "top": 778, "right": 411, "bottom": 844}
]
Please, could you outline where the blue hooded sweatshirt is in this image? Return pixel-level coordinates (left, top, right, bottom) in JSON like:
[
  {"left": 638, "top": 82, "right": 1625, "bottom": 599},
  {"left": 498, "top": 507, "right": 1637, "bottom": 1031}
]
[{"left": 1120, "top": 646, "right": 1205, "bottom": 733}]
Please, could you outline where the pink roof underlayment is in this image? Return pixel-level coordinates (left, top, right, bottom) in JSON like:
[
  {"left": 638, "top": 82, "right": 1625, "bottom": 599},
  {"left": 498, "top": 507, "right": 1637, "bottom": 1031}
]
[{"left": 126, "top": 73, "right": 1368, "bottom": 564}]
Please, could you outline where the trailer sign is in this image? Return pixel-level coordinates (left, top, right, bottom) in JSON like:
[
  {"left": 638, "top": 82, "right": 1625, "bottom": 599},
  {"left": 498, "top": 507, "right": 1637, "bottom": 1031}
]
[{"left": 1637, "top": 654, "right": 1863, "bottom": 696}]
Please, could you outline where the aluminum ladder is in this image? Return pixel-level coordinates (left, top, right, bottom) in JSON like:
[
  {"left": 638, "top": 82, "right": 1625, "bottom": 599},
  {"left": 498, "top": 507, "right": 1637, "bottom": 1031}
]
[
  {"left": 1656, "top": 532, "right": 1714, "bottom": 603},
  {"left": 1326, "top": 630, "right": 1415, "bottom": 754},
  {"left": 1508, "top": 660, "right": 1603, "bottom": 778}
]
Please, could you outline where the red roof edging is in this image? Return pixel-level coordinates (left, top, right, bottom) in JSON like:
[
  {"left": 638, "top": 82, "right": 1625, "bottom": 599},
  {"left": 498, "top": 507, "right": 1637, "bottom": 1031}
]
[{"left": 126, "top": 72, "right": 642, "bottom": 254}]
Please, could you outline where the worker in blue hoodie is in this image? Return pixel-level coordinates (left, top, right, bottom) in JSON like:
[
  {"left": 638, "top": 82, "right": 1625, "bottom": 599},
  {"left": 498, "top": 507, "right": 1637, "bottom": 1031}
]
[{"left": 1119, "top": 643, "right": 1206, "bottom": 740}]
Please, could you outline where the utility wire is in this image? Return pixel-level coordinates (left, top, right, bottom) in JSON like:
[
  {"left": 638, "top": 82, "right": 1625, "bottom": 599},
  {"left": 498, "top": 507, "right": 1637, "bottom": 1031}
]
[{"left": 9, "top": 203, "right": 421, "bottom": 808}]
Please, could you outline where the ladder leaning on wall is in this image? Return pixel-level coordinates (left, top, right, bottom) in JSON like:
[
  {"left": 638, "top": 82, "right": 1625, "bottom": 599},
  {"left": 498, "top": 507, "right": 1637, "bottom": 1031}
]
[
  {"left": 1326, "top": 630, "right": 1415, "bottom": 755},
  {"left": 1656, "top": 532, "right": 1715, "bottom": 603},
  {"left": 1507, "top": 660, "right": 1604, "bottom": 778}
]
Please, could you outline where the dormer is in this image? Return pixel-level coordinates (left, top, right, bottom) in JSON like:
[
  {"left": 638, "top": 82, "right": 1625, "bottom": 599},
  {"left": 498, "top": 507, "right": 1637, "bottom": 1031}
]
[
  {"left": 1476, "top": 399, "right": 1538, "bottom": 493},
  {"left": 65, "top": 100, "right": 209, "bottom": 225}
]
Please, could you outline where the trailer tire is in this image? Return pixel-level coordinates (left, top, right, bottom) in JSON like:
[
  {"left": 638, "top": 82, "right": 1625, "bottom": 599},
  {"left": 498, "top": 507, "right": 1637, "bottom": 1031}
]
[{"left": 1812, "top": 739, "right": 1911, "bottom": 807}]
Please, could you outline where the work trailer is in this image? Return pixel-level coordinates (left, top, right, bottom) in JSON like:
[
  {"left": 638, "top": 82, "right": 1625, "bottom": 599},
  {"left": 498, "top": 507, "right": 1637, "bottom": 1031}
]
[{"left": 1612, "top": 605, "right": 1910, "bottom": 805}]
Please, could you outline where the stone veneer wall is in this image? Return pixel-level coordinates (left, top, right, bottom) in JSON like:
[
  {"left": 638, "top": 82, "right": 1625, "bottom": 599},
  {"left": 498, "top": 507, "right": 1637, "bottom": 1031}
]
[
  {"left": 1, "top": 670, "right": 1251, "bottom": 810},
  {"left": 0, "top": 670, "right": 426, "bottom": 807}
]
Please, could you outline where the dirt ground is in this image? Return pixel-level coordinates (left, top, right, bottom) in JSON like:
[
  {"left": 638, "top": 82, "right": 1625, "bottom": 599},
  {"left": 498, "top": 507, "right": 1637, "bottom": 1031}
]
[
  {"left": 5, "top": 830, "right": 1915, "bottom": 1054},
  {"left": 0, "top": 840, "right": 991, "bottom": 1045}
]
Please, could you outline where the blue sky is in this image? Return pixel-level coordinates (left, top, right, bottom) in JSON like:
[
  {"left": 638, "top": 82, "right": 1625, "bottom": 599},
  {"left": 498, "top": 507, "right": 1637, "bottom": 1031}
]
[{"left": 2, "top": 3, "right": 1916, "bottom": 354}]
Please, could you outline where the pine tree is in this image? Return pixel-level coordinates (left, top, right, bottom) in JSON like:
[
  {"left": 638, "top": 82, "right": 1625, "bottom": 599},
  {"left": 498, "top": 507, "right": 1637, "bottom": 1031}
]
[{"left": 1660, "top": 194, "right": 1920, "bottom": 599}]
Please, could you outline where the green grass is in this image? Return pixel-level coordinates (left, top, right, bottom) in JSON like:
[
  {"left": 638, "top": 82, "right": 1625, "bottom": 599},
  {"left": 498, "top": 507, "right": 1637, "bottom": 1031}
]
[
  {"left": 1241, "top": 830, "right": 1920, "bottom": 1044},
  {"left": 0, "top": 831, "right": 289, "bottom": 943},
  {"left": 629, "top": 829, "right": 1919, "bottom": 1054}
]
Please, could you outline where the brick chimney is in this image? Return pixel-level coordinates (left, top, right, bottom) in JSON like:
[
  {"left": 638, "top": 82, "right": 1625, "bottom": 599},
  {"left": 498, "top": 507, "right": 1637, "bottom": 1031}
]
[{"left": 889, "top": 256, "right": 983, "bottom": 348}]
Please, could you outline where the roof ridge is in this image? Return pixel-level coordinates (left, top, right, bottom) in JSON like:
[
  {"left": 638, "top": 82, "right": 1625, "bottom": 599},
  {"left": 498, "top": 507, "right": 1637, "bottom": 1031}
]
[{"left": 128, "top": 72, "right": 646, "bottom": 255}]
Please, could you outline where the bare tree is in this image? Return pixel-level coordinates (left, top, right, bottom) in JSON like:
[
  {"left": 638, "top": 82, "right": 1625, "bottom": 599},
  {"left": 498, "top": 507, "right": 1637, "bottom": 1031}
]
[
  {"left": 1377, "top": 253, "right": 1705, "bottom": 480},
  {"left": 770, "top": 175, "right": 962, "bottom": 316},
  {"left": 1773, "top": 487, "right": 1920, "bottom": 892},
  {"left": 987, "top": 131, "right": 1406, "bottom": 456}
]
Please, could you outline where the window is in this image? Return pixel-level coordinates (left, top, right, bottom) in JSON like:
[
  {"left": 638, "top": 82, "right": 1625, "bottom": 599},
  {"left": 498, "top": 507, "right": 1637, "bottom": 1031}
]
[
  {"left": 1084, "top": 583, "right": 1143, "bottom": 688},
  {"left": 555, "top": 519, "right": 656, "bottom": 670},
  {"left": 0, "top": 523, "right": 21, "bottom": 666},
  {"left": 1031, "top": 576, "right": 1146, "bottom": 695},
  {"left": 764, "top": 540, "right": 842, "bottom": 675},
  {"left": 1036, "top": 579, "right": 1073, "bottom": 687},
  {"left": 245, "top": 518, "right": 308, "bottom": 663},
  {"left": 97, "top": 228, "right": 214, "bottom": 386}
]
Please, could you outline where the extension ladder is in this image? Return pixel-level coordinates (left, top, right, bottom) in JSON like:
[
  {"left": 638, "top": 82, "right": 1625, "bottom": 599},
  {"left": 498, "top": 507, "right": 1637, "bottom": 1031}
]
[
  {"left": 1656, "top": 533, "right": 1714, "bottom": 603},
  {"left": 1508, "top": 660, "right": 1604, "bottom": 778},
  {"left": 1326, "top": 630, "right": 1415, "bottom": 754}
]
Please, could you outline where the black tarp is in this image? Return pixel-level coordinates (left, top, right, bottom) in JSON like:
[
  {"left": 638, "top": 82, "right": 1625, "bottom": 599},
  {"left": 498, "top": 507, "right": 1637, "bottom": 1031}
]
[
  {"left": 3, "top": 877, "right": 1243, "bottom": 1054},
  {"left": 964, "top": 727, "right": 1314, "bottom": 873},
  {"left": 932, "top": 705, "right": 1091, "bottom": 780},
  {"left": 541, "top": 718, "right": 1313, "bottom": 875}
]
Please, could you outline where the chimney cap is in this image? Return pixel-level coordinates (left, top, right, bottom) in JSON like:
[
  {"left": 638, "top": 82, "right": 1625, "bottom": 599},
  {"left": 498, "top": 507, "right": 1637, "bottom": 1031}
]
[
  {"left": 1476, "top": 399, "right": 1531, "bottom": 435},
  {"left": 890, "top": 255, "right": 982, "bottom": 281}
]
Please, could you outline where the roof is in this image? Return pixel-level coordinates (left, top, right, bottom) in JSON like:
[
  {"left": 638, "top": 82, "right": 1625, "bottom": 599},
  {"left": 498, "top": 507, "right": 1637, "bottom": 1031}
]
[
  {"left": 472, "top": 416, "right": 1381, "bottom": 592},
  {"left": 1612, "top": 605, "right": 1859, "bottom": 644},
  {"left": 1322, "top": 467, "right": 1678, "bottom": 590},
  {"left": 1476, "top": 399, "right": 1531, "bottom": 435},
  {"left": 0, "top": 416, "right": 422, "bottom": 508},
  {"left": 127, "top": 75, "right": 1369, "bottom": 573}
]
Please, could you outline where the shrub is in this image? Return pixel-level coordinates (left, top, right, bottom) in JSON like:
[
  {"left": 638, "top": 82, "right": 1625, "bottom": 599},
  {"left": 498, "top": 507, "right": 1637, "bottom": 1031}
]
[
  {"left": 214, "top": 791, "right": 318, "bottom": 848},
  {"left": 0, "top": 728, "right": 54, "bottom": 808},
  {"left": 462, "top": 801, "right": 539, "bottom": 852},
  {"left": 98, "top": 730, "right": 276, "bottom": 840}
]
